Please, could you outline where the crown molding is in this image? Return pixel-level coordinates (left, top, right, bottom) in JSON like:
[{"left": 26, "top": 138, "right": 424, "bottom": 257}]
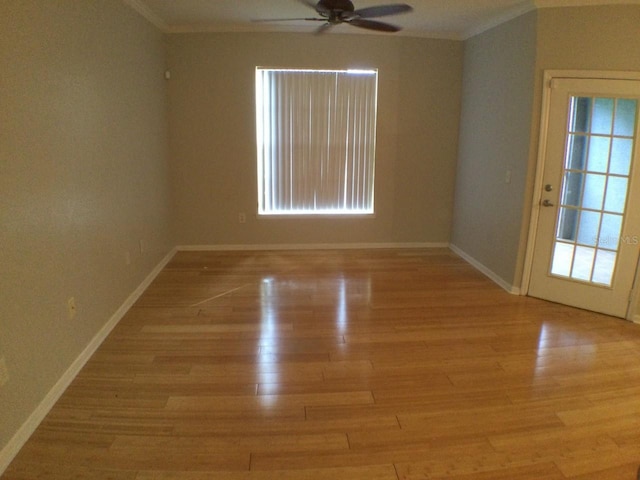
[
  {"left": 122, "top": 0, "right": 169, "bottom": 31},
  {"left": 535, "top": 0, "right": 640, "bottom": 6},
  {"left": 461, "top": 0, "right": 640, "bottom": 40},
  {"left": 463, "top": 0, "right": 536, "bottom": 40},
  {"left": 163, "top": 21, "right": 462, "bottom": 40}
]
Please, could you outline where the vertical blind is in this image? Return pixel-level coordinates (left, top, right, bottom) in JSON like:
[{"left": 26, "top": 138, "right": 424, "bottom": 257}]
[{"left": 255, "top": 68, "right": 378, "bottom": 215}]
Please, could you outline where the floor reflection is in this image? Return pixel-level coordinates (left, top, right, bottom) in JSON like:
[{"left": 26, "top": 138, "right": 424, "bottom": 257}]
[
  {"left": 336, "top": 276, "right": 348, "bottom": 335},
  {"left": 256, "top": 273, "right": 371, "bottom": 406},
  {"left": 258, "top": 277, "right": 278, "bottom": 407},
  {"left": 535, "top": 321, "right": 597, "bottom": 379}
]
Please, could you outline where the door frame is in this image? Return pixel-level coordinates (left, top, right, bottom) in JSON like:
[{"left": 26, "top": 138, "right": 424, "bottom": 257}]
[{"left": 522, "top": 69, "right": 640, "bottom": 322}]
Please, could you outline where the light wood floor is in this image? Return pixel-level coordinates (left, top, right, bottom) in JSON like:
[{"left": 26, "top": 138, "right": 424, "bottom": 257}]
[{"left": 4, "top": 249, "right": 640, "bottom": 479}]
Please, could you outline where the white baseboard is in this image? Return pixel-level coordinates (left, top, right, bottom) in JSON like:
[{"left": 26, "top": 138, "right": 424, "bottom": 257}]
[
  {"left": 449, "top": 244, "right": 521, "bottom": 295},
  {"left": 633, "top": 315, "right": 640, "bottom": 325},
  {"left": 0, "top": 248, "right": 176, "bottom": 475},
  {"left": 177, "top": 242, "right": 450, "bottom": 251}
]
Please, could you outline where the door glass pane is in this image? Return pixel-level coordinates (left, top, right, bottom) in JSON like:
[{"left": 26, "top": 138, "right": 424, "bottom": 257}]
[
  {"left": 604, "top": 176, "right": 628, "bottom": 213},
  {"left": 570, "top": 97, "right": 591, "bottom": 133},
  {"left": 582, "top": 174, "right": 606, "bottom": 210},
  {"left": 592, "top": 250, "right": 616, "bottom": 285},
  {"left": 560, "top": 172, "right": 584, "bottom": 207},
  {"left": 557, "top": 207, "right": 578, "bottom": 241},
  {"left": 577, "top": 211, "right": 601, "bottom": 246},
  {"left": 566, "top": 135, "right": 588, "bottom": 169},
  {"left": 551, "top": 242, "right": 574, "bottom": 277},
  {"left": 550, "top": 94, "right": 636, "bottom": 288},
  {"left": 599, "top": 213, "right": 623, "bottom": 248},
  {"left": 591, "top": 98, "right": 614, "bottom": 135},
  {"left": 610, "top": 138, "right": 633, "bottom": 175},
  {"left": 614, "top": 99, "right": 638, "bottom": 137},
  {"left": 587, "top": 136, "right": 611, "bottom": 173},
  {"left": 571, "top": 246, "right": 596, "bottom": 281}
]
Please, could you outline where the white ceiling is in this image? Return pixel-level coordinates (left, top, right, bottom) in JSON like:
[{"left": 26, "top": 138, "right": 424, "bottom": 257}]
[{"left": 125, "top": 0, "right": 640, "bottom": 40}]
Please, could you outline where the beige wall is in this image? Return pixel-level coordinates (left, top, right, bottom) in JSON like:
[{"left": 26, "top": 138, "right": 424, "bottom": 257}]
[
  {"left": 0, "top": 0, "right": 172, "bottom": 452},
  {"left": 451, "top": 11, "right": 537, "bottom": 287},
  {"left": 536, "top": 5, "right": 640, "bottom": 72},
  {"left": 167, "top": 33, "right": 463, "bottom": 246}
]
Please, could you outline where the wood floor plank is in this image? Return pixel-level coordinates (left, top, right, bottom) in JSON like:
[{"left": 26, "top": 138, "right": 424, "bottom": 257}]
[
  {"left": 395, "top": 461, "right": 566, "bottom": 479},
  {"left": 488, "top": 423, "right": 620, "bottom": 459},
  {"left": 396, "top": 404, "right": 566, "bottom": 441},
  {"left": 171, "top": 415, "right": 402, "bottom": 437},
  {"left": 135, "top": 464, "right": 399, "bottom": 480},
  {"left": 567, "top": 463, "right": 640, "bottom": 480},
  {"left": 166, "top": 391, "right": 375, "bottom": 411},
  {"left": 4, "top": 249, "right": 640, "bottom": 479},
  {"left": 555, "top": 444, "right": 640, "bottom": 478},
  {"left": 110, "top": 432, "right": 350, "bottom": 455},
  {"left": 2, "top": 464, "right": 138, "bottom": 480},
  {"left": 250, "top": 438, "right": 494, "bottom": 471}
]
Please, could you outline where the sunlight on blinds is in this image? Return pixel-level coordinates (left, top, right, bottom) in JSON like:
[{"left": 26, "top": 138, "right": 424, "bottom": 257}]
[{"left": 256, "top": 68, "right": 378, "bottom": 215}]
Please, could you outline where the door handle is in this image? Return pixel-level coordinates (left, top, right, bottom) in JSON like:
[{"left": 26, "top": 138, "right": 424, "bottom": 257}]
[{"left": 542, "top": 199, "right": 555, "bottom": 207}]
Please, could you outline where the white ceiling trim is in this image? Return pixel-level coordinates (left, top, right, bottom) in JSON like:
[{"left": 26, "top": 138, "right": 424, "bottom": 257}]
[
  {"left": 123, "top": 0, "right": 168, "bottom": 31},
  {"left": 458, "top": 0, "right": 640, "bottom": 40},
  {"left": 462, "top": 0, "right": 535, "bottom": 40},
  {"left": 535, "top": 0, "right": 640, "bottom": 6},
  {"left": 164, "top": 22, "right": 465, "bottom": 40}
]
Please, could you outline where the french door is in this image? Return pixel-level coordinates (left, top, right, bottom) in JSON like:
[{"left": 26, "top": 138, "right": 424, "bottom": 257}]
[{"left": 527, "top": 76, "right": 640, "bottom": 318}]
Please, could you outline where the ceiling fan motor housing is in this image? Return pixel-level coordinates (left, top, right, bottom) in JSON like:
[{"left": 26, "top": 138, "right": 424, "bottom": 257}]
[{"left": 316, "top": 0, "right": 355, "bottom": 17}]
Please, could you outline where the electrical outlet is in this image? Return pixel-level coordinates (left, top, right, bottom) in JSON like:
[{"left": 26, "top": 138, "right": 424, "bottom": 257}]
[
  {"left": 0, "top": 357, "right": 9, "bottom": 387},
  {"left": 67, "top": 297, "right": 77, "bottom": 320},
  {"left": 238, "top": 213, "right": 246, "bottom": 224}
]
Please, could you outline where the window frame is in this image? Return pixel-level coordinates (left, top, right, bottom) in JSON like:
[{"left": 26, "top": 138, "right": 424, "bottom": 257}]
[{"left": 255, "top": 67, "right": 379, "bottom": 217}]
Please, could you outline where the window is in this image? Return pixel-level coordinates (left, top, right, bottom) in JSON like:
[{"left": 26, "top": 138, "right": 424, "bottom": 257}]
[{"left": 255, "top": 68, "right": 378, "bottom": 215}]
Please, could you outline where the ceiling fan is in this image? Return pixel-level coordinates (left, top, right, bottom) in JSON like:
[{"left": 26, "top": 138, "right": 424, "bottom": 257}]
[{"left": 254, "top": 0, "right": 413, "bottom": 34}]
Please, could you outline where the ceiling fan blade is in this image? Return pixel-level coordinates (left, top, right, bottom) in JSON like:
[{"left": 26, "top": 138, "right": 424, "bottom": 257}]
[
  {"left": 251, "top": 17, "right": 325, "bottom": 23},
  {"left": 347, "top": 17, "right": 401, "bottom": 32},
  {"left": 314, "top": 22, "right": 333, "bottom": 35},
  {"left": 353, "top": 4, "right": 412, "bottom": 18}
]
